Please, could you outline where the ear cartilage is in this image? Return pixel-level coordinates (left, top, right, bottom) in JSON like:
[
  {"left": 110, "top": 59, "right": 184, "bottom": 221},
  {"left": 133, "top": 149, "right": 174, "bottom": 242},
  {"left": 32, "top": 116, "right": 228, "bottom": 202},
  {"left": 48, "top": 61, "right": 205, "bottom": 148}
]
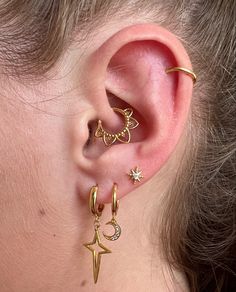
[
  {"left": 128, "top": 166, "right": 144, "bottom": 184},
  {"left": 166, "top": 66, "right": 197, "bottom": 84},
  {"left": 94, "top": 107, "right": 139, "bottom": 146}
]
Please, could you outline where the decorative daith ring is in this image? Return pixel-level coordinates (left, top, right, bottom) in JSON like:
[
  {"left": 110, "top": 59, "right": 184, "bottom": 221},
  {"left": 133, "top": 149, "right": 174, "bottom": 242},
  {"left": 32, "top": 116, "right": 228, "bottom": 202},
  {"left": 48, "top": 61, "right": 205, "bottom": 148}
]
[{"left": 94, "top": 107, "right": 139, "bottom": 146}]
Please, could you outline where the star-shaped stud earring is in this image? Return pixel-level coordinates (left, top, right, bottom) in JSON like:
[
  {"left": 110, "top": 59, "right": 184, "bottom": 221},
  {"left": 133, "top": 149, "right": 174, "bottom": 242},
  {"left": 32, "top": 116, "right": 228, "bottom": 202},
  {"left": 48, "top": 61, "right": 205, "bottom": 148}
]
[
  {"left": 128, "top": 166, "right": 144, "bottom": 184},
  {"left": 84, "top": 230, "right": 111, "bottom": 284}
]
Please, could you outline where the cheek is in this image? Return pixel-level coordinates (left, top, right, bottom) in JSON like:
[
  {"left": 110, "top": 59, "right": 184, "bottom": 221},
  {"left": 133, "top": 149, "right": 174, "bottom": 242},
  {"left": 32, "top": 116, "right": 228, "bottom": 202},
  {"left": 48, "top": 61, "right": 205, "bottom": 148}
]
[{"left": 0, "top": 100, "right": 82, "bottom": 290}]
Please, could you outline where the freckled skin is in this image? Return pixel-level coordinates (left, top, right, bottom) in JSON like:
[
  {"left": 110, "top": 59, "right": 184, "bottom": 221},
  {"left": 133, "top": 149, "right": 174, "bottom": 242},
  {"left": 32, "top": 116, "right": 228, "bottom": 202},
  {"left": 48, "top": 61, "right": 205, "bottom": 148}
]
[
  {"left": 0, "top": 79, "right": 85, "bottom": 292},
  {"left": 39, "top": 208, "right": 46, "bottom": 216},
  {"left": 80, "top": 280, "right": 87, "bottom": 287}
]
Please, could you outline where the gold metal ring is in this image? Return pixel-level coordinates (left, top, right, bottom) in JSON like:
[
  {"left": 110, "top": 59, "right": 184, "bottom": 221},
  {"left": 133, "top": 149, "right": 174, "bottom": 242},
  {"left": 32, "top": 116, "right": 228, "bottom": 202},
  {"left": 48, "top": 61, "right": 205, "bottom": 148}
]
[
  {"left": 94, "top": 107, "right": 139, "bottom": 146},
  {"left": 166, "top": 67, "right": 197, "bottom": 84},
  {"left": 111, "top": 183, "right": 119, "bottom": 217},
  {"left": 89, "top": 185, "right": 104, "bottom": 217}
]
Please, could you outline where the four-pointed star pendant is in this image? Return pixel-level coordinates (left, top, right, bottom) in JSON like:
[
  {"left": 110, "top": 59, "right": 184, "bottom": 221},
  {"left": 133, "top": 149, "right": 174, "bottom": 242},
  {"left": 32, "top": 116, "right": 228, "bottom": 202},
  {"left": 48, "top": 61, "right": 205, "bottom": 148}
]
[{"left": 84, "top": 230, "right": 111, "bottom": 283}]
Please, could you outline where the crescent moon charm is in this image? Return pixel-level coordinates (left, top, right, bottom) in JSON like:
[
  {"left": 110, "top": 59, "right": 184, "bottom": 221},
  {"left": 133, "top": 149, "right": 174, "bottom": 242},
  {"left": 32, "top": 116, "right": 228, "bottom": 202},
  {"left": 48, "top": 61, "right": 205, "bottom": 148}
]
[{"left": 103, "top": 219, "right": 121, "bottom": 241}]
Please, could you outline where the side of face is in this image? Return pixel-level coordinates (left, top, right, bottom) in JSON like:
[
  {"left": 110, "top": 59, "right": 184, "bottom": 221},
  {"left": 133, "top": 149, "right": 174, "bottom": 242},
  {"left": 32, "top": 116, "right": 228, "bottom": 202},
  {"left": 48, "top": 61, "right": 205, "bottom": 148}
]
[
  {"left": 0, "top": 63, "right": 93, "bottom": 289},
  {"left": 0, "top": 21, "right": 193, "bottom": 290}
]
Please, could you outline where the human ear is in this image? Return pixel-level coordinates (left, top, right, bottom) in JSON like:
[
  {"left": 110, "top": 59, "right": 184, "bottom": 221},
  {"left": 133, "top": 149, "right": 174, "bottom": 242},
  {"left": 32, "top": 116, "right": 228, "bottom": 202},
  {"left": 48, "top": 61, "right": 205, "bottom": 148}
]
[{"left": 72, "top": 23, "right": 194, "bottom": 203}]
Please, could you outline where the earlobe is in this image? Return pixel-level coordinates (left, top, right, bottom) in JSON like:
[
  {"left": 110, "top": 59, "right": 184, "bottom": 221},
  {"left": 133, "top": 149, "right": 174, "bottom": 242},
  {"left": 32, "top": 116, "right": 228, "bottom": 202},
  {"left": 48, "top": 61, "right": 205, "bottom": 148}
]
[{"left": 73, "top": 24, "right": 195, "bottom": 203}]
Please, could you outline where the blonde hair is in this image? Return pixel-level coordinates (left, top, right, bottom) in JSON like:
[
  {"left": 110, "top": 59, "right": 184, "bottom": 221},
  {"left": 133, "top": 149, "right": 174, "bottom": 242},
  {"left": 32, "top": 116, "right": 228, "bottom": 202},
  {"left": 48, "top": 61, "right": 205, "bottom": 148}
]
[{"left": 0, "top": 1, "right": 235, "bottom": 291}]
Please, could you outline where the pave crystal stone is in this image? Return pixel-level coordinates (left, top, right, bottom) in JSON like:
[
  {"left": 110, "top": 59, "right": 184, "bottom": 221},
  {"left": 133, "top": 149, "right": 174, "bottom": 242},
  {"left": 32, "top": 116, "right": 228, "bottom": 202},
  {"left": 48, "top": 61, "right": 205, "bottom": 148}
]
[{"left": 128, "top": 167, "right": 144, "bottom": 184}]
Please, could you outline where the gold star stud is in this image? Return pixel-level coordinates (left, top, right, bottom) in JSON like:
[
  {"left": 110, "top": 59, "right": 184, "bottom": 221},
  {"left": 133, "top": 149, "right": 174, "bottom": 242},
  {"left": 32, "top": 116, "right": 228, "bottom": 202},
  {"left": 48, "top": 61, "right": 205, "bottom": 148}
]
[
  {"left": 84, "top": 230, "right": 111, "bottom": 284},
  {"left": 128, "top": 166, "right": 144, "bottom": 184}
]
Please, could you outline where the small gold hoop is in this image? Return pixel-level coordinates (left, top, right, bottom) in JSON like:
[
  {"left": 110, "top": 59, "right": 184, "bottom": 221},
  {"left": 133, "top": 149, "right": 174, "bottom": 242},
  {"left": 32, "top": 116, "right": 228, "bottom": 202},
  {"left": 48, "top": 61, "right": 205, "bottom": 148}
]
[
  {"left": 166, "top": 67, "right": 197, "bottom": 84},
  {"left": 89, "top": 186, "right": 104, "bottom": 217},
  {"left": 111, "top": 183, "right": 119, "bottom": 217},
  {"left": 94, "top": 107, "right": 139, "bottom": 146}
]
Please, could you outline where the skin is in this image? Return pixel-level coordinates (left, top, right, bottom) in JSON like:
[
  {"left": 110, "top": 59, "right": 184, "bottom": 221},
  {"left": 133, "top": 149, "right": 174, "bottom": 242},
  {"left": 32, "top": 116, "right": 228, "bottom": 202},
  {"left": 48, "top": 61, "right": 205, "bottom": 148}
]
[{"left": 0, "top": 20, "right": 193, "bottom": 291}]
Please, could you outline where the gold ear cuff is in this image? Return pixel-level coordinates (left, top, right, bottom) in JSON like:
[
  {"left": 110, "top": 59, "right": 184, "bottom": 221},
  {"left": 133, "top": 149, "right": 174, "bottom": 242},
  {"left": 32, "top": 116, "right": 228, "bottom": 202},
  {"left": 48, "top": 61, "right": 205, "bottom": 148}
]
[
  {"left": 94, "top": 107, "right": 139, "bottom": 146},
  {"left": 166, "top": 66, "right": 197, "bottom": 84}
]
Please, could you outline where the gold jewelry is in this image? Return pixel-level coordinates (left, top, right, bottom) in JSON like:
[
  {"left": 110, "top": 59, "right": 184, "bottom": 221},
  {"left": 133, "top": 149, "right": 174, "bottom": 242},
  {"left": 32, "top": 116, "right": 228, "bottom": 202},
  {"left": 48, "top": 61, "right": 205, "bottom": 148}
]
[
  {"left": 166, "top": 67, "right": 197, "bottom": 84},
  {"left": 95, "top": 107, "right": 139, "bottom": 146},
  {"left": 128, "top": 166, "right": 144, "bottom": 184},
  {"left": 103, "top": 183, "right": 121, "bottom": 241},
  {"left": 84, "top": 186, "right": 111, "bottom": 284}
]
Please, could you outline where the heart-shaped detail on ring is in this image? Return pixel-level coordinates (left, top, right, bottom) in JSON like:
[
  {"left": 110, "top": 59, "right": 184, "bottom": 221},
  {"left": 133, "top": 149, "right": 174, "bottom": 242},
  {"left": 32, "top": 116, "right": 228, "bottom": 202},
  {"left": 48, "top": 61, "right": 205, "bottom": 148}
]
[
  {"left": 103, "top": 135, "right": 116, "bottom": 146},
  {"left": 127, "top": 117, "right": 139, "bottom": 129},
  {"left": 116, "top": 129, "right": 131, "bottom": 143}
]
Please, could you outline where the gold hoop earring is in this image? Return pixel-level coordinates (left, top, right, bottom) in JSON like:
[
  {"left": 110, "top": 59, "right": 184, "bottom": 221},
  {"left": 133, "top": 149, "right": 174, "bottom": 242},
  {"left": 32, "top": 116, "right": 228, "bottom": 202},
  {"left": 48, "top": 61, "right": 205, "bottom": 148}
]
[
  {"left": 103, "top": 183, "right": 122, "bottom": 241},
  {"left": 166, "top": 67, "right": 197, "bottom": 84},
  {"left": 94, "top": 107, "right": 139, "bottom": 146},
  {"left": 84, "top": 186, "right": 111, "bottom": 284},
  {"left": 89, "top": 185, "right": 104, "bottom": 217}
]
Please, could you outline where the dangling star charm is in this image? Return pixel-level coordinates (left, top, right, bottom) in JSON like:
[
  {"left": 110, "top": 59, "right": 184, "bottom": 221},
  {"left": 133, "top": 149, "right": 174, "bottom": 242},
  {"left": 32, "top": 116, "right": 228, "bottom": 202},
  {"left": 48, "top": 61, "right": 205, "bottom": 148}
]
[
  {"left": 84, "top": 230, "right": 111, "bottom": 284},
  {"left": 128, "top": 166, "right": 144, "bottom": 184}
]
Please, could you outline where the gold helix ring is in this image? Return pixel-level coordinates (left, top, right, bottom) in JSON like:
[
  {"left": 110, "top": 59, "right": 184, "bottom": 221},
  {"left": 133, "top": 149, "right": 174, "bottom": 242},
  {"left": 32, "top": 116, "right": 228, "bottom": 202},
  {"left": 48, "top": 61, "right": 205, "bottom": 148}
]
[{"left": 166, "top": 67, "right": 197, "bottom": 84}]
